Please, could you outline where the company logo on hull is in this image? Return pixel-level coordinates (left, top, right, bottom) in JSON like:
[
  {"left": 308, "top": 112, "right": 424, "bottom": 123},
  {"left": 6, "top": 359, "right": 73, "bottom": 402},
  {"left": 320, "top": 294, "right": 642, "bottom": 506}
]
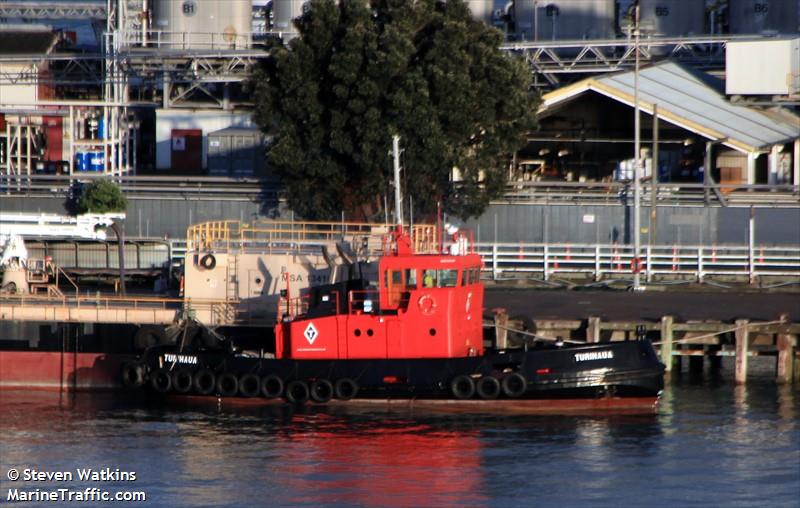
[
  {"left": 574, "top": 350, "right": 614, "bottom": 362},
  {"left": 304, "top": 323, "right": 319, "bottom": 345}
]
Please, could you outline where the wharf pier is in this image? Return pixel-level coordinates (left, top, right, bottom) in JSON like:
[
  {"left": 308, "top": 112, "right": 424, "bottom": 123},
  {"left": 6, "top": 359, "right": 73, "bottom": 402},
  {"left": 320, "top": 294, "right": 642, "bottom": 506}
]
[
  {"left": 0, "top": 294, "right": 233, "bottom": 326},
  {"left": 494, "top": 312, "right": 800, "bottom": 385}
]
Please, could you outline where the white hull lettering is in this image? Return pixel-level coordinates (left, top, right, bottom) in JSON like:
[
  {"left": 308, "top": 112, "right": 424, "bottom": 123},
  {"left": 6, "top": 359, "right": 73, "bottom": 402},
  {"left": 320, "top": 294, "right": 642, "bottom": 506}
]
[
  {"left": 163, "top": 353, "right": 198, "bottom": 365},
  {"left": 574, "top": 350, "right": 614, "bottom": 362}
]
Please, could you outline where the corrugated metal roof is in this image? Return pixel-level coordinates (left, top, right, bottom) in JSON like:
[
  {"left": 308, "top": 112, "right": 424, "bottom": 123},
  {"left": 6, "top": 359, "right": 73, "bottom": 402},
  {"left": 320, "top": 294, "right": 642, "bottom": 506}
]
[{"left": 540, "top": 61, "right": 800, "bottom": 154}]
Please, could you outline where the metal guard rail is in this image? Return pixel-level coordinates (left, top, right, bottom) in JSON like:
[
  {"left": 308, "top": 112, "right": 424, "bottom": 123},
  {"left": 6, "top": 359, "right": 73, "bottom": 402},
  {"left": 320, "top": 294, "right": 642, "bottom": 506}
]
[{"left": 476, "top": 242, "right": 800, "bottom": 283}]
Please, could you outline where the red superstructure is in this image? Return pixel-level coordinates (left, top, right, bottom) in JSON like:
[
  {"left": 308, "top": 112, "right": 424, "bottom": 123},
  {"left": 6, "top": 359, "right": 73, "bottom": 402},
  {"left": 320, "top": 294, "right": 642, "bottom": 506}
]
[{"left": 275, "top": 226, "right": 484, "bottom": 360}]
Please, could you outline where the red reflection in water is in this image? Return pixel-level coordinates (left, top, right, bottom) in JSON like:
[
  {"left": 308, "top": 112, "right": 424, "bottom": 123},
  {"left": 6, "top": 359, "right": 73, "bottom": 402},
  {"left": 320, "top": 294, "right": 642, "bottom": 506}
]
[{"left": 280, "top": 414, "right": 486, "bottom": 508}]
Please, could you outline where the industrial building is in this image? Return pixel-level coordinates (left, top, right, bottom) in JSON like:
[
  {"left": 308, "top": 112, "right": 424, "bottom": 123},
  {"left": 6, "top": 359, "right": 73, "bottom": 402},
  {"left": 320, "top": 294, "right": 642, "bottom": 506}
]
[{"left": 0, "top": 0, "right": 797, "bottom": 192}]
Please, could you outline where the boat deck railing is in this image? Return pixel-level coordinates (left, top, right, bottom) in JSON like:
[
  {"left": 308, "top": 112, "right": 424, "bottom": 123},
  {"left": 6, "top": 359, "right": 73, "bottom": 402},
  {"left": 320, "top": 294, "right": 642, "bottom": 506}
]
[{"left": 187, "top": 220, "right": 440, "bottom": 256}]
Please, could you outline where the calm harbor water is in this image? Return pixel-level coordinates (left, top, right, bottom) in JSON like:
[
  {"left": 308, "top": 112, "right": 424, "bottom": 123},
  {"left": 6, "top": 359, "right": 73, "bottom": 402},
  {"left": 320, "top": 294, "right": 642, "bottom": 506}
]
[{"left": 1, "top": 367, "right": 798, "bottom": 508}]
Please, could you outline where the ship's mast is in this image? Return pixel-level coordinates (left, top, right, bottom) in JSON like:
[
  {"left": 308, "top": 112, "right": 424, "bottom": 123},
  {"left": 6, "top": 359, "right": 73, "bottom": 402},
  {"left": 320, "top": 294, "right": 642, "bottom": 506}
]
[{"left": 392, "top": 135, "right": 403, "bottom": 227}]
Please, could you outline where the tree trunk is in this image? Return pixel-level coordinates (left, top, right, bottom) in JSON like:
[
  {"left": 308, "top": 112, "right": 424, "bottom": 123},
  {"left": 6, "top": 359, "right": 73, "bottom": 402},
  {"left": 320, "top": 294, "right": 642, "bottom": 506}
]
[{"left": 111, "top": 221, "right": 126, "bottom": 296}]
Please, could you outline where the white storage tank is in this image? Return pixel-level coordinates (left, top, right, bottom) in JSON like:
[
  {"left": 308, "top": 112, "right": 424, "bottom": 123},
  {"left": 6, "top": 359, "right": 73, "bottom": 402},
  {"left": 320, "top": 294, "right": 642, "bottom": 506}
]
[
  {"left": 514, "top": 0, "right": 617, "bottom": 41},
  {"left": 728, "top": 0, "right": 800, "bottom": 35},
  {"left": 152, "top": 0, "right": 252, "bottom": 49},
  {"left": 467, "top": 0, "right": 496, "bottom": 24},
  {"left": 637, "top": 0, "right": 706, "bottom": 36}
]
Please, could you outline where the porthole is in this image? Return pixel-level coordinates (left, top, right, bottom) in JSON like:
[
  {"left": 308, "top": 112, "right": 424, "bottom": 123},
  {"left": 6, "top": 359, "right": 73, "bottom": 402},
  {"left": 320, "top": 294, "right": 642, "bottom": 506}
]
[
  {"left": 354, "top": 329, "right": 361, "bottom": 337},
  {"left": 366, "top": 329, "right": 374, "bottom": 337},
  {"left": 429, "top": 328, "right": 436, "bottom": 336}
]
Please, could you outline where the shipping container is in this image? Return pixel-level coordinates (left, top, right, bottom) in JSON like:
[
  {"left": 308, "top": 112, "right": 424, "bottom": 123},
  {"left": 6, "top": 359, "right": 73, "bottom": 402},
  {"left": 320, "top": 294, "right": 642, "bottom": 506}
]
[
  {"left": 726, "top": 38, "right": 800, "bottom": 95},
  {"left": 207, "top": 127, "right": 265, "bottom": 176}
]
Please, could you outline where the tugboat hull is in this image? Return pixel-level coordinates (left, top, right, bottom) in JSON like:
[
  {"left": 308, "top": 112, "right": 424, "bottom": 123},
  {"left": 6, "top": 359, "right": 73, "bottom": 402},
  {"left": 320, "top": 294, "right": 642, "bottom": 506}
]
[{"left": 130, "top": 340, "right": 664, "bottom": 406}]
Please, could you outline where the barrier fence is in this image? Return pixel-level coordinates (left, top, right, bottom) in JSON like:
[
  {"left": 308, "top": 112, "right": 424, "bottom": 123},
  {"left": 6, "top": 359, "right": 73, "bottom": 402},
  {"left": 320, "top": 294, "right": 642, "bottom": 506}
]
[{"left": 474, "top": 242, "right": 800, "bottom": 283}]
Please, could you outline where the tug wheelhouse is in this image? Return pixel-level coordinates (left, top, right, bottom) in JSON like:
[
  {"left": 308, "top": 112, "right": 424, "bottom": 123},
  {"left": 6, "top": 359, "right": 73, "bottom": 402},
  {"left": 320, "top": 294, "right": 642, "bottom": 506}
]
[{"left": 275, "top": 228, "right": 484, "bottom": 361}]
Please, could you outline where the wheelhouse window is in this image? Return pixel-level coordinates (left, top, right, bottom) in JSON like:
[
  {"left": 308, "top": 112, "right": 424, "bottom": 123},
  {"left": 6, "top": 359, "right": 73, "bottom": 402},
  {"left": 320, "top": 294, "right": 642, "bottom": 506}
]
[
  {"left": 461, "top": 267, "right": 481, "bottom": 286},
  {"left": 422, "top": 269, "right": 458, "bottom": 288}
]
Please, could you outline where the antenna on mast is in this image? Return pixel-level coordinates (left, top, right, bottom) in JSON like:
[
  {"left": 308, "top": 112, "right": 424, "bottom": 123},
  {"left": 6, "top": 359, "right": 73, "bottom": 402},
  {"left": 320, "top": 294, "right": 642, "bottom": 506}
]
[{"left": 392, "top": 135, "right": 403, "bottom": 227}]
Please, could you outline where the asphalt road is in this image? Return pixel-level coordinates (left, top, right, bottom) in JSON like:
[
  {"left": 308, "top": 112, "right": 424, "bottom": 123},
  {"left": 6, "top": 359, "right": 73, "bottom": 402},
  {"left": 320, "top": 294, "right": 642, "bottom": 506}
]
[{"left": 485, "top": 288, "right": 799, "bottom": 322}]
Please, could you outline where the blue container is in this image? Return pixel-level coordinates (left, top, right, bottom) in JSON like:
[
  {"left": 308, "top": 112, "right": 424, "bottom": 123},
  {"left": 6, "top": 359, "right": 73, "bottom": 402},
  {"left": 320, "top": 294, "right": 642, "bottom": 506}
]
[
  {"left": 98, "top": 117, "right": 106, "bottom": 139},
  {"left": 87, "top": 151, "right": 104, "bottom": 171},
  {"left": 75, "top": 151, "right": 89, "bottom": 171}
]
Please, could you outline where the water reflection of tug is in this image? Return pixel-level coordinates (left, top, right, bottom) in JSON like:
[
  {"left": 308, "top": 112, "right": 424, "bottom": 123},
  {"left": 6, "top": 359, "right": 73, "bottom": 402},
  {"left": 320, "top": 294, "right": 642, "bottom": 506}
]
[{"left": 127, "top": 224, "right": 665, "bottom": 412}]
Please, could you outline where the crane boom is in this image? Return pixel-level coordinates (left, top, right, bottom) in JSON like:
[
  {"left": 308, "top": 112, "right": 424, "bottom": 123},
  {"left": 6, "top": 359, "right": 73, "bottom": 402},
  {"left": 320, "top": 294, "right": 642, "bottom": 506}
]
[{"left": 0, "top": 213, "right": 123, "bottom": 241}]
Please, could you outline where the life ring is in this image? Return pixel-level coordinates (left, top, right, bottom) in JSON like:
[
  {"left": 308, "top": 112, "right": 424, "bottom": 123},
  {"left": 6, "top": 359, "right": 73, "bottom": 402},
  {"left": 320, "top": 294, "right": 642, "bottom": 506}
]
[
  {"left": 199, "top": 253, "right": 216, "bottom": 270},
  {"left": 261, "top": 374, "right": 284, "bottom": 399},
  {"left": 449, "top": 375, "right": 476, "bottom": 400},
  {"left": 476, "top": 376, "right": 501, "bottom": 400},
  {"left": 121, "top": 362, "right": 145, "bottom": 388},
  {"left": 310, "top": 379, "right": 334, "bottom": 403},
  {"left": 216, "top": 372, "right": 239, "bottom": 397},
  {"left": 630, "top": 257, "right": 643, "bottom": 274},
  {"left": 417, "top": 294, "right": 437, "bottom": 315},
  {"left": 171, "top": 369, "right": 193, "bottom": 393},
  {"left": 334, "top": 378, "right": 359, "bottom": 400}
]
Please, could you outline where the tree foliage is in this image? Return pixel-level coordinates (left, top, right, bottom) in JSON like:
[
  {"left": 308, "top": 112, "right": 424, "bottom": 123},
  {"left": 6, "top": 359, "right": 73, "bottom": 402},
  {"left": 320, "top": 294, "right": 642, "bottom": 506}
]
[
  {"left": 253, "top": 0, "right": 538, "bottom": 220},
  {"left": 75, "top": 179, "right": 128, "bottom": 214}
]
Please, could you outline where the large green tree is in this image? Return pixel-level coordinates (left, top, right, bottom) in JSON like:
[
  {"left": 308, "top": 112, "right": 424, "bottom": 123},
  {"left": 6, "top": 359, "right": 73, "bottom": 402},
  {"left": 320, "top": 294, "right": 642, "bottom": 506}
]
[{"left": 253, "top": 0, "right": 538, "bottom": 220}]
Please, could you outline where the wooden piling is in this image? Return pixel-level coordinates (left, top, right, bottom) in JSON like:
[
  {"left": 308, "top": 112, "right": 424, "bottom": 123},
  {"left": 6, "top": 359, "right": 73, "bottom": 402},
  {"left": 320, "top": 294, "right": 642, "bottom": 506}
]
[
  {"left": 660, "top": 315, "right": 674, "bottom": 372},
  {"left": 776, "top": 333, "right": 795, "bottom": 384},
  {"left": 494, "top": 309, "right": 508, "bottom": 349},
  {"left": 735, "top": 319, "right": 749, "bottom": 385},
  {"left": 587, "top": 316, "right": 601, "bottom": 343}
]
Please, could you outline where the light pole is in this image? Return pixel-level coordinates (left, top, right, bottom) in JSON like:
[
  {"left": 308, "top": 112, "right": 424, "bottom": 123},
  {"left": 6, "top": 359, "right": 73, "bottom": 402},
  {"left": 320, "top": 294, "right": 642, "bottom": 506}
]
[{"left": 633, "top": 0, "right": 642, "bottom": 290}]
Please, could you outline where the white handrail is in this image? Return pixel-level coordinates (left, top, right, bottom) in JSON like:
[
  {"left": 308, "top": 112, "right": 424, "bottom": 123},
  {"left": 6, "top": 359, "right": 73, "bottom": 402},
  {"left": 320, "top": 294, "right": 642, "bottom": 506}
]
[{"left": 475, "top": 242, "right": 800, "bottom": 283}]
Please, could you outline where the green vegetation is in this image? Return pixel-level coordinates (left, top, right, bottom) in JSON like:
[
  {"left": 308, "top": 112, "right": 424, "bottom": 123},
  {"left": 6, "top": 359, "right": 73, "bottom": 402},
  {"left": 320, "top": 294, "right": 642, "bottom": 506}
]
[
  {"left": 253, "top": 0, "right": 538, "bottom": 220},
  {"left": 75, "top": 179, "right": 128, "bottom": 214},
  {"left": 73, "top": 179, "right": 128, "bottom": 295}
]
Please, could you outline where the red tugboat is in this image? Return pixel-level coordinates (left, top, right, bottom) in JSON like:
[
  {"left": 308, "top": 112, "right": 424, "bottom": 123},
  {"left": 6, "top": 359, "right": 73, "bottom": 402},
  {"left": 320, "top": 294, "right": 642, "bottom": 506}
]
[
  {"left": 125, "top": 138, "right": 664, "bottom": 412},
  {"left": 125, "top": 223, "right": 664, "bottom": 411}
]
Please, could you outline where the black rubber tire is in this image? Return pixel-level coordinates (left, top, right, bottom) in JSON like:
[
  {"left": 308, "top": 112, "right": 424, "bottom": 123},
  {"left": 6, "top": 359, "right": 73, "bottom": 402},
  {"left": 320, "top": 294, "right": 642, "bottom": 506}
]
[
  {"left": 450, "top": 375, "right": 476, "bottom": 400},
  {"left": 238, "top": 373, "right": 261, "bottom": 398},
  {"left": 260, "top": 375, "right": 284, "bottom": 399},
  {"left": 476, "top": 376, "right": 501, "bottom": 400},
  {"left": 134, "top": 325, "right": 167, "bottom": 350},
  {"left": 310, "top": 379, "right": 334, "bottom": 403},
  {"left": 172, "top": 369, "right": 193, "bottom": 394},
  {"left": 501, "top": 372, "right": 527, "bottom": 398},
  {"left": 285, "top": 380, "right": 310, "bottom": 404},
  {"left": 150, "top": 368, "right": 172, "bottom": 393},
  {"left": 334, "top": 378, "right": 359, "bottom": 401},
  {"left": 199, "top": 254, "right": 216, "bottom": 270},
  {"left": 121, "top": 362, "right": 145, "bottom": 388},
  {"left": 216, "top": 372, "right": 239, "bottom": 397},
  {"left": 193, "top": 369, "right": 216, "bottom": 395}
]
